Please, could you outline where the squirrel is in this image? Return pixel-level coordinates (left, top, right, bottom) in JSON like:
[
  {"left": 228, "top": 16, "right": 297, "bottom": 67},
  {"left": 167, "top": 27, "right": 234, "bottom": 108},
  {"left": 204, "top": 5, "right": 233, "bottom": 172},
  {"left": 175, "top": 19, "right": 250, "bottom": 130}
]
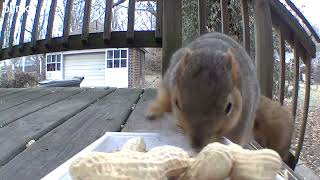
[
  {"left": 145, "top": 32, "right": 261, "bottom": 151},
  {"left": 253, "top": 95, "right": 294, "bottom": 163}
]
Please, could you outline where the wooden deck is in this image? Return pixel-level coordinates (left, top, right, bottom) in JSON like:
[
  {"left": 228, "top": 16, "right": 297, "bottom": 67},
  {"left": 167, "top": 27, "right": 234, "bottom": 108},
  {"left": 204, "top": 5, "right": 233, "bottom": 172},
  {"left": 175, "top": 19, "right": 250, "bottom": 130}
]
[{"left": 0, "top": 87, "right": 300, "bottom": 180}]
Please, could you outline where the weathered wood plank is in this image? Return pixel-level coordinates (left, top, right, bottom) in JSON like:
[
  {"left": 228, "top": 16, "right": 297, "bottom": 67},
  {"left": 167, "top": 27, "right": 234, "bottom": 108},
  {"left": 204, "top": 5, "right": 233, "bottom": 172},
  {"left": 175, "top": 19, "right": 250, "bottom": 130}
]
[
  {"left": 254, "top": 0, "right": 274, "bottom": 98},
  {"left": 19, "top": 0, "right": 31, "bottom": 49},
  {"left": 240, "top": 0, "right": 250, "bottom": 54},
  {"left": 0, "top": 88, "right": 65, "bottom": 112},
  {"left": 155, "top": 0, "right": 163, "bottom": 40},
  {"left": 103, "top": 0, "right": 113, "bottom": 42},
  {"left": 8, "top": 0, "right": 22, "bottom": 53},
  {"left": 0, "top": 0, "right": 11, "bottom": 52},
  {"left": 162, "top": 0, "right": 182, "bottom": 75},
  {"left": 62, "top": 0, "right": 73, "bottom": 47},
  {"left": 295, "top": 55, "right": 311, "bottom": 163},
  {"left": 198, "top": 0, "right": 206, "bottom": 35},
  {"left": 0, "top": 88, "right": 40, "bottom": 102},
  {"left": 270, "top": 0, "right": 316, "bottom": 58},
  {"left": 278, "top": 27, "right": 285, "bottom": 105},
  {"left": 0, "top": 88, "right": 143, "bottom": 180},
  {"left": 0, "top": 87, "right": 113, "bottom": 167},
  {"left": 31, "top": 0, "right": 44, "bottom": 51},
  {"left": 0, "top": 88, "right": 81, "bottom": 127},
  {"left": 292, "top": 40, "right": 299, "bottom": 118},
  {"left": 127, "top": 0, "right": 136, "bottom": 42},
  {"left": 0, "top": 88, "right": 10, "bottom": 94},
  {"left": 0, "top": 31, "right": 161, "bottom": 61},
  {"left": 283, "top": 0, "right": 320, "bottom": 43},
  {"left": 0, "top": 1, "right": 3, "bottom": 19},
  {"left": 220, "top": 0, "right": 229, "bottom": 35},
  {"left": 44, "top": 0, "right": 57, "bottom": 48},
  {"left": 122, "top": 89, "right": 191, "bottom": 150},
  {"left": 0, "top": 88, "right": 27, "bottom": 98},
  {"left": 81, "top": 0, "right": 92, "bottom": 44}
]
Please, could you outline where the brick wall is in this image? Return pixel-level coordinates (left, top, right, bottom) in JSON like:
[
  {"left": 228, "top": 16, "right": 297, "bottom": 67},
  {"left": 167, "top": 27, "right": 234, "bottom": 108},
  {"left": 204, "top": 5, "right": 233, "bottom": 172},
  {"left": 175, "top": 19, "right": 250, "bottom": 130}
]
[{"left": 128, "top": 48, "right": 145, "bottom": 88}]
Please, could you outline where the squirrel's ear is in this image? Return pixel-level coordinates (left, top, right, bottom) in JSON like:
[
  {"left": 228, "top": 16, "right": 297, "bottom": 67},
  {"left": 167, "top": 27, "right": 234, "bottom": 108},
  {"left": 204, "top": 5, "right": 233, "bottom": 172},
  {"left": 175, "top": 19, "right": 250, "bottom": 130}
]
[
  {"left": 178, "top": 48, "right": 192, "bottom": 74},
  {"left": 224, "top": 48, "right": 240, "bottom": 88},
  {"left": 223, "top": 48, "right": 234, "bottom": 71}
]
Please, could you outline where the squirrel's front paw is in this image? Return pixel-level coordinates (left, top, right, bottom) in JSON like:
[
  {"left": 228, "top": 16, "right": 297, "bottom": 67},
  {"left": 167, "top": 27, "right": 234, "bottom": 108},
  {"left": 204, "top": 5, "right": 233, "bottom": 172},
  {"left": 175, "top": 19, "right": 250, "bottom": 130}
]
[{"left": 145, "top": 104, "right": 164, "bottom": 120}]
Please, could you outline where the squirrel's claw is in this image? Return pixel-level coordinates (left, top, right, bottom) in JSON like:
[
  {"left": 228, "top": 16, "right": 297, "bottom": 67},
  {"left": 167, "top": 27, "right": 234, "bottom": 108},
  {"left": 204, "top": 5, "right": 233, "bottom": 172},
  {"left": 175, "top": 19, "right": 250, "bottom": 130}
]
[{"left": 145, "top": 104, "right": 164, "bottom": 120}]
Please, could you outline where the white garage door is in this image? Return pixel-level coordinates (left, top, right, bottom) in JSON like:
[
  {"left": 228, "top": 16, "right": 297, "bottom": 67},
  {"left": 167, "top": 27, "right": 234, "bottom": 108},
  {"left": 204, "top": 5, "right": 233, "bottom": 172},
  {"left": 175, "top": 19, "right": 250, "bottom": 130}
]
[{"left": 64, "top": 52, "right": 106, "bottom": 87}]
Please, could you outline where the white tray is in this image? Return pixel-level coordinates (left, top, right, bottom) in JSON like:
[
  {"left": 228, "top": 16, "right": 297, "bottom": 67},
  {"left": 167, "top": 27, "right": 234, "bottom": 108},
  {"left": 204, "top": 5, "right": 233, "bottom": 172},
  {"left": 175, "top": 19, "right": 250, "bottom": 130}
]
[{"left": 41, "top": 132, "right": 285, "bottom": 180}]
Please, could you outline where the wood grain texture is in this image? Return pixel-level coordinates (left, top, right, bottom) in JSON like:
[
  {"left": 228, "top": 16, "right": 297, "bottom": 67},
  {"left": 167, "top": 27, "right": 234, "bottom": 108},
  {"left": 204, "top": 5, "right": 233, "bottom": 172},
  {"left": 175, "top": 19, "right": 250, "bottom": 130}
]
[
  {"left": 0, "top": 88, "right": 27, "bottom": 98},
  {"left": 292, "top": 40, "right": 299, "bottom": 118},
  {"left": 254, "top": 0, "right": 274, "bottom": 98},
  {"left": 127, "top": 0, "right": 136, "bottom": 42},
  {"left": 162, "top": 0, "right": 182, "bottom": 75},
  {"left": 0, "top": 88, "right": 112, "bottom": 167},
  {"left": 240, "top": 0, "right": 250, "bottom": 54},
  {"left": 122, "top": 89, "right": 192, "bottom": 150},
  {"left": 0, "top": 88, "right": 39, "bottom": 102},
  {"left": 0, "top": 88, "right": 143, "bottom": 180},
  {"left": 198, "top": 0, "right": 206, "bottom": 35},
  {"left": 44, "top": 0, "right": 57, "bottom": 48},
  {"left": 0, "top": 88, "right": 65, "bottom": 112},
  {"left": 270, "top": 0, "right": 316, "bottom": 58},
  {"left": 220, "top": 0, "right": 229, "bottom": 35},
  {"left": 0, "top": 88, "right": 10, "bottom": 94},
  {"left": 19, "top": 0, "right": 31, "bottom": 48},
  {"left": 0, "top": 0, "right": 11, "bottom": 51},
  {"left": 0, "top": 31, "right": 161, "bottom": 61},
  {"left": 8, "top": 0, "right": 22, "bottom": 50},
  {"left": 283, "top": 0, "right": 319, "bottom": 43},
  {"left": 296, "top": 55, "right": 311, "bottom": 162},
  {"left": 103, "top": 0, "right": 113, "bottom": 42},
  {"left": 155, "top": 0, "right": 163, "bottom": 40},
  {"left": 0, "top": 1, "right": 3, "bottom": 19},
  {"left": 31, "top": 0, "right": 44, "bottom": 50},
  {"left": 278, "top": 27, "right": 286, "bottom": 105},
  {"left": 81, "top": 0, "right": 92, "bottom": 44},
  {"left": 0, "top": 88, "right": 81, "bottom": 127},
  {"left": 62, "top": 0, "right": 73, "bottom": 47}
]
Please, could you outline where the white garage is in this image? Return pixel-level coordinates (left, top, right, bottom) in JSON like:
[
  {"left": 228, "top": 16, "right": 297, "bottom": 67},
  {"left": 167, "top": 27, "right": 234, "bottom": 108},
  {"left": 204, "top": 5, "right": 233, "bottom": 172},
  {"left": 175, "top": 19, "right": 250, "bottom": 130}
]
[
  {"left": 64, "top": 52, "right": 106, "bottom": 87},
  {"left": 45, "top": 48, "right": 142, "bottom": 88}
]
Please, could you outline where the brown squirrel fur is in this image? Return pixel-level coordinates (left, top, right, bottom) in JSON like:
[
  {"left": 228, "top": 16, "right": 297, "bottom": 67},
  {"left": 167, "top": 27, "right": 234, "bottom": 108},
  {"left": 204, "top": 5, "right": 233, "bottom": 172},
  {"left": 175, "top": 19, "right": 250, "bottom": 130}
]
[
  {"left": 254, "top": 95, "right": 294, "bottom": 162},
  {"left": 145, "top": 32, "right": 260, "bottom": 150}
]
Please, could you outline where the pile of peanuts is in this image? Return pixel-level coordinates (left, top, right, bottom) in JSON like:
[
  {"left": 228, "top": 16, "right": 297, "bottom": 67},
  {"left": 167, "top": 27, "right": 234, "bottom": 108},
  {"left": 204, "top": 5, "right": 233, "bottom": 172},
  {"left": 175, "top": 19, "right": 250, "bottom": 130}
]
[{"left": 69, "top": 137, "right": 283, "bottom": 180}]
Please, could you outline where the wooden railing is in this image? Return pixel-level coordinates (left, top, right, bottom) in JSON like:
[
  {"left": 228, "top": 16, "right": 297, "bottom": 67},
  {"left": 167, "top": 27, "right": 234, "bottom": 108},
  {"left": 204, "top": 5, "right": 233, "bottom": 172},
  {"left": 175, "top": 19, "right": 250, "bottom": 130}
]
[
  {"left": 0, "top": 0, "right": 163, "bottom": 60},
  {"left": 161, "top": 0, "right": 317, "bottom": 170},
  {"left": 0, "top": 0, "right": 318, "bottom": 170}
]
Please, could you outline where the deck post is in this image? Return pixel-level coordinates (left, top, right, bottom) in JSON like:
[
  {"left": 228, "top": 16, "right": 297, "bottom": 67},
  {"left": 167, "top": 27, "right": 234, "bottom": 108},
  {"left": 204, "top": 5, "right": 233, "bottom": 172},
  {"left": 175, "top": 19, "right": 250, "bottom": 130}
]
[
  {"left": 198, "top": 0, "right": 207, "bottom": 35},
  {"left": 0, "top": 0, "right": 11, "bottom": 52},
  {"left": 19, "top": 0, "right": 31, "bottom": 52},
  {"left": 162, "top": 0, "right": 182, "bottom": 76},
  {"left": 292, "top": 39, "right": 299, "bottom": 118},
  {"left": 220, "top": 0, "right": 229, "bottom": 35},
  {"left": 253, "top": 0, "right": 274, "bottom": 98},
  {"left": 240, "top": 0, "right": 250, "bottom": 54},
  {"left": 295, "top": 54, "right": 311, "bottom": 165},
  {"left": 103, "top": 0, "right": 113, "bottom": 42},
  {"left": 278, "top": 26, "right": 286, "bottom": 105},
  {"left": 155, "top": 0, "right": 163, "bottom": 41}
]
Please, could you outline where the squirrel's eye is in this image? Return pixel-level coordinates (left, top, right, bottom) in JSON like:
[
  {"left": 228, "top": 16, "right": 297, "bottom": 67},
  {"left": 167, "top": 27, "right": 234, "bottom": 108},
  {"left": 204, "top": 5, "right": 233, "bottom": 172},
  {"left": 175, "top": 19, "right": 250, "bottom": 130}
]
[
  {"left": 175, "top": 99, "right": 181, "bottom": 110},
  {"left": 225, "top": 102, "right": 232, "bottom": 115}
]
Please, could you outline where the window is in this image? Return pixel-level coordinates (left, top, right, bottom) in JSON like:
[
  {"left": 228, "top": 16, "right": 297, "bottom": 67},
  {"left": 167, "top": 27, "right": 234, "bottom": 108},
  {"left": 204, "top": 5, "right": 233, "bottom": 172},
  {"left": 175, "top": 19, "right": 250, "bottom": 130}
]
[
  {"left": 106, "top": 49, "right": 128, "bottom": 68},
  {"left": 46, "top": 54, "right": 62, "bottom": 71}
]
